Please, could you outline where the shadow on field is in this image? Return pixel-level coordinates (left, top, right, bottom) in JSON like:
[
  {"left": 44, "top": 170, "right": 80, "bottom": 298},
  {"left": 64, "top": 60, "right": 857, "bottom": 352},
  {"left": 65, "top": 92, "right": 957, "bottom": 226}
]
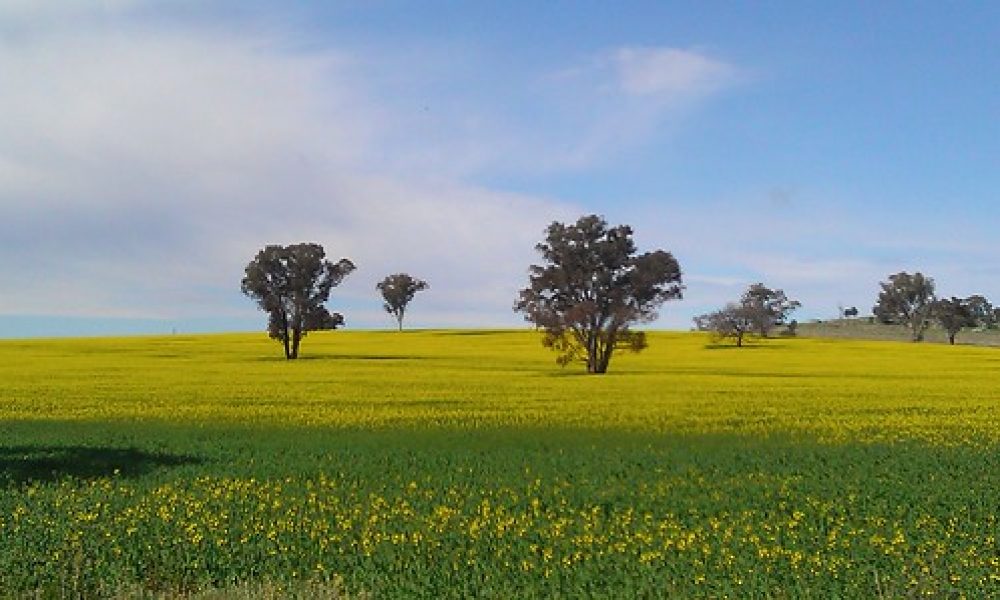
[
  {"left": 0, "top": 446, "right": 201, "bottom": 485},
  {"left": 539, "top": 370, "right": 634, "bottom": 378},
  {"left": 252, "top": 354, "right": 430, "bottom": 362},
  {"left": 432, "top": 330, "right": 509, "bottom": 336},
  {"left": 703, "top": 343, "right": 787, "bottom": 350}
]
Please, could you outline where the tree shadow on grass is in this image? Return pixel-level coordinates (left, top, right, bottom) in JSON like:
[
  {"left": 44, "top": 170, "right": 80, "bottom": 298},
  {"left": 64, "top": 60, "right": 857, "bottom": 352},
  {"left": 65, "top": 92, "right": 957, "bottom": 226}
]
[
  {"left": 538, "top": 369, "right": 642, "bottom": 378},
  {"left": 251, "top": 354, "right": 431, "bottom": 362},
  {"left": 432, "top": 330, "right": 511, "bottom": 336},
  {"left": 0, "top": 446, "right": 202, "bottom": 485},
  {"left": 703, "top": 343, "right": 787, "bottom": 350}
]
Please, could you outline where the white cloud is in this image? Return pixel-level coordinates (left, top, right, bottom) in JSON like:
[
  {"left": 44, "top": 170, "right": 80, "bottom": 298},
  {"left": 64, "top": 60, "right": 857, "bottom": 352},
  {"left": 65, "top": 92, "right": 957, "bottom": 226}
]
[
  {"left": 613, "top": 47, "right": 740, "bottom": 99},
  {"left": 367, "top": 45, "right": 745, "bottom": 176},
  {"left": 535, "top": 46, "right": 742, "bottom": 169},
  {"left": 0, "top": 0, "right": 139, "bottom": 21},
  {"left": 0, "top": 15, "right": 577, "bottom": 326}
]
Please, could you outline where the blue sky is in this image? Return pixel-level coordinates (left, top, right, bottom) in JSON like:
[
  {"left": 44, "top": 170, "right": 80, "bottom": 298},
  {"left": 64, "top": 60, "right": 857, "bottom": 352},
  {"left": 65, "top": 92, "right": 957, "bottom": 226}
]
[{"left": 0, "top": 1, "right": 997, "bottom": 337}]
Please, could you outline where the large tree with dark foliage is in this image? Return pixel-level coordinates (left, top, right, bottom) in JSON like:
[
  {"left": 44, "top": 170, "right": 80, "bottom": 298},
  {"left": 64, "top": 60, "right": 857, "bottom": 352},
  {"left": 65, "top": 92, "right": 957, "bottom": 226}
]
[
  {"left": 934, "top": 297, "right": 978, "bottom": 345},
  {"left": 242, "top": 243, "right": 355, "bottom": 359},
  {"left": 377, "top": 273, "right": 429, "bottom": 331},
  {"left": 873, "top": 271, "right": 936, "bottom": 342},
  {"left": 740, "top": 283, "right": 801, "bottom": 337},
  {"left": 515, "top": 214, "right": 683, "bottom": 374}
]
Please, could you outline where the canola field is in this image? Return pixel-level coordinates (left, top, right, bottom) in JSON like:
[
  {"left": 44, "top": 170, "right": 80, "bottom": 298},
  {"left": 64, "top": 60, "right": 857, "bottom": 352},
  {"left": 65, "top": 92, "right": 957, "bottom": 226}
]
[{"left": 2, "top": 330, "right": 1000, "bottom": 597}]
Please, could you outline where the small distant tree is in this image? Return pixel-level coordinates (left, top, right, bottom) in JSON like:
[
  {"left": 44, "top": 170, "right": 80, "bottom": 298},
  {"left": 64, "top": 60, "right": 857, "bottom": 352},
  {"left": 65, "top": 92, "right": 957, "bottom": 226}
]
[
  {"left": 966, "top": 295, "right": 994, "bottom": 328},
  {"left": 741, "top": 283, "right": 801, "bottom": 337},
  {"left": 515, "top": 214, "right": 683, "bottom": 374},
  {"left": 694, "top": 303, "right": 755, "bottom": 347},
  {"left": 843, "top": 306, "right": 859, "bottom": 318},
  {"left": 377, "top": 273, "right": 429, "bottom": 331},
  {"left": 934, "top": 297, "right": 976, "bottom": 345},
  {"left": 782, "top": 319, "right": 799, "bottom": 336},
  {"left": 241, "top": 243, "right": 356, "bottom": 359},
  {"left": 873, "top": 271, "right": 936, "bottom": 342}
]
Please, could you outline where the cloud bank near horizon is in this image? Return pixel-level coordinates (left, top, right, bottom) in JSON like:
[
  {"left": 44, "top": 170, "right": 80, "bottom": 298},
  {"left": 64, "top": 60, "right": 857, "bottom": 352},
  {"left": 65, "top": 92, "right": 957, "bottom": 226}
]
[
  {"left": 0, "top": 9, "right": 574, "bottom": 327},
  {"left": 0, "top": 6, "right": 749, "bottom": 331},
  {"left": 3, "top": 3, "right": 995, "bottom": 336}
]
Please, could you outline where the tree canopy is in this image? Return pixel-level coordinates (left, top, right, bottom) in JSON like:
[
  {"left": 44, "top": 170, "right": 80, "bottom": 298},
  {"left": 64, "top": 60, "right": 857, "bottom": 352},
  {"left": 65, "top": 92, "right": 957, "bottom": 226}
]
[
  {"left": 934, "top": 296, "right": 977, "bottom": 345},
  {"left": 377, "top": 273, "right": 429, "bottom": 331},
  {"left": 515, "top": 214, "right": 683, "bottom": 373},
  {"left": 693, "top": 303, "right": 755, "bottom": 347},
  {"left": 965, "top": 295, "right": 994, "bottom": 328},
  {"left": 873, "top": 271, "right": 936, "bottom": 342},
  {"left": 694, "top": 282, "right": 798, "bottom": 346},
  {"left": 740, "top": 283, "right": 801, "bottom": 337},
  {"left": 241, "top": 243, "right": 355, "bottom": 359}
]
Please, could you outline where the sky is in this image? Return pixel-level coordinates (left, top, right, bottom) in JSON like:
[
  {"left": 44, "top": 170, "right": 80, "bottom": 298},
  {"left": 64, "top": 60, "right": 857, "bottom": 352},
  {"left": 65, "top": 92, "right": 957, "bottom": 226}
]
[{"left": 0, "top": 1, "right": 997, "bottom": 337}]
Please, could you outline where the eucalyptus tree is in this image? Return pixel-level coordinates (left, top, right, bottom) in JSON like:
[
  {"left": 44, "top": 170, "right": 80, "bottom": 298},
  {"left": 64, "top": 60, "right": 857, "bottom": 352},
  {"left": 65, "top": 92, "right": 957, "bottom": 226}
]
[
  {"left": 693, "top": 303, "right": 756, "bottom": 347},
  {"left": 740, "top": 283, "right": 801, "bottom": 337},
  {"left": 934, "top": 297, "right": 977, "bottom": 345},
  {"left": 515, "top": 214, "right": 683, "bottom": 374},
  {"left": 873, "top": 271, "right": 936, "bottom": 342},
  {"left": 377, "top": 273, "right": 429, "bottom": 331},
  {"left": 242, "top": 243, "right": 355, "bottom": 359}
]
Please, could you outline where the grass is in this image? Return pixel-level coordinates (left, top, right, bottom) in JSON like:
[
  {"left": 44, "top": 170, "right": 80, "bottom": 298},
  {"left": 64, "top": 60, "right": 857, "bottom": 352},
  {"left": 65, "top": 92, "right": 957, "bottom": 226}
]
[
  {"left": 2, "top": 330, "right": 1000, "bottom": 597},
  {"left": 797, "top": 317, "right": 1000, "bottom": 346}
]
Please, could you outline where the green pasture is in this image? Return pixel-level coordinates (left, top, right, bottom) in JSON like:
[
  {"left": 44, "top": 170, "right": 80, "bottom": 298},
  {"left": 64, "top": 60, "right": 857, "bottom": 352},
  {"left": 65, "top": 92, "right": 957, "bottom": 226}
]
[{"left": 2, "top": 331, "right": 1000, "bottom": 597}]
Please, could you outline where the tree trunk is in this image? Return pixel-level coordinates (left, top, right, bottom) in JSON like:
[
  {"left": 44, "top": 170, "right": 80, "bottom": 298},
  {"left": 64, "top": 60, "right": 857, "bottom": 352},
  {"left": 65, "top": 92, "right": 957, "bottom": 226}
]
[
  {"left": 397, "top": 309, "right": 404, "bottom": 332},
  {"left": 596, "top": 345, "right": 613, "bottom": 374},
  {"left": 290, "top": 327, "right": 302, "bottom": 359},
  {"left": 281, "top": 314, "right": 292, "bottom": 360},
  {"left": 586, "top": 331, "right": 599, "bottom": 373},
  {"left": 736, "top": 332, "right": 743, "bottom": 347},
  {"left": 949, "top": 333, "right": 956, "bottom": 345}
]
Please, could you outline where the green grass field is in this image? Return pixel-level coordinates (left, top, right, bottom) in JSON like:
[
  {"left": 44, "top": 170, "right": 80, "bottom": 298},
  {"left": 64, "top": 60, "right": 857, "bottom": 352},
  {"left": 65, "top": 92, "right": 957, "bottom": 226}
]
[
  {"left": 3, "top": 330, "right": 1000, "bottom": 597},
  {"left": 797, "top": 318, "right": 1000, "bottom": 346}
]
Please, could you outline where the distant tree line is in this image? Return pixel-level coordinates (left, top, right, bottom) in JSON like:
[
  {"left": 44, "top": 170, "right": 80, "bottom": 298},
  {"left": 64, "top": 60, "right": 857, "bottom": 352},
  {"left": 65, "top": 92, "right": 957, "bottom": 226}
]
[
  {"left": 240, "top": 220, "right": 996, "bottom": 368},
  {"left": 243, "top": 214, "right": 685, "bottom": 371},
  {"left": 873, "top": 271, "right": 995, "bottom": 344},
  {"left": 692, "top": 269, "right": 998, "bottom": 348}
]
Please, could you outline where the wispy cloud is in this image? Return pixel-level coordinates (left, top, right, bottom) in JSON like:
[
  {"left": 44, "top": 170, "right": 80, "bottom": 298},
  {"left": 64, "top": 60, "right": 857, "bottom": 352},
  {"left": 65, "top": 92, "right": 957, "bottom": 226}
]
[
  {"left": 613, "top": 47, "right": 741, "bottom": 100},
  {"left": 529, "top": 46, "right": 744, "bottom": 168},
  {"left": 0, "top": 0, "right": 139, "bottom": 21},
  {"left": 366, "top": 45, "right": 746, "bottom": 176}
]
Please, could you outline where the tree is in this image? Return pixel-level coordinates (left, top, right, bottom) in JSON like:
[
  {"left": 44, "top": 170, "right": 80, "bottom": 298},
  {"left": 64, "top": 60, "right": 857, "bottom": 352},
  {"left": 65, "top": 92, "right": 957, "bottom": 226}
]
[
  {"left": 515, "top": 214, "right": 683, "bottom": 374},
  {"left": 872, "top": 271, "right": 936, "bottom": 342},
  {"left": 376, "top": 273, "right": 429, "bottom": 331},
  {"left": 693, "top": 303, "right": 755, "bottom": 347},
  {"left": 740, "top": 283, "right": 801, "bottom": 337},
  {"left": 966, "top": 294, "right": 994, "bottom": 328},
  {"left": 241, "top": 243, "right": 355, "bottom": 359},
  {"left": 934, "top": 297, "right": 976, "bottom": 345}
]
